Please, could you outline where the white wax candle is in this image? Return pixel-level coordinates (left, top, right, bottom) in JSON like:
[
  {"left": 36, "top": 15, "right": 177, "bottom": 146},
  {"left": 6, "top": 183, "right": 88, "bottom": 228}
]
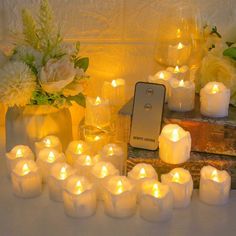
[
  {"left": 103, "top": 176, "right": 136, "bottom": 218},
  {"left": 48, "top": 162, "right": 76, "bottom": 202},
  {"left": 99, "top": 143, "right": 125, "bottom": 173},
  {"left": 35, "top": 135, "right": 62, "bottom": 158},
  {"left": 91, "top": 161, "right": 119, "bottom": 200},
  {"left": 168, "top": 78, "right": 195, "bottom": 112},
  {"left": 6, "top": 145, "right": 34, "bottom": 175},
  {"left": 148, "top": 70, "right": 173, "bottom": 103},
  {"left": 65, "top": 140, "right": 91, "bottom": 165},
  {"left": 167, "top": 42, "right": 191, "bottom": 66},
  {"left": 199, "top": 166, "right": 231, "bottom": 205},
  {"left": 11, "top": 160, "right": 42, "bottom": 198},
  {"left": 102, "top": 78, "right": 126, "bottom": 108},
  {"left": 63, "top": 175, "right": 97, "bottom": 218},
  {"left": 167, "top": 65, "right": 189, "bottom": 81},
  {"left": 159, "top": 124, "right": 191, "bottom": 164},
  {"left": 161, "top": 168, "right": 193, "bottom": 208},
  {"left": 200, "top": 82, "right": 230, "bottom": 118},
  {"left": 85, "top": 96, "right": 111, "bottom": 129},
  {"left": 139, "top": 179, "right": 173, "bottom": 222},
  {"left": 36, "top": 148, "right": 65, "bottom": 183}
]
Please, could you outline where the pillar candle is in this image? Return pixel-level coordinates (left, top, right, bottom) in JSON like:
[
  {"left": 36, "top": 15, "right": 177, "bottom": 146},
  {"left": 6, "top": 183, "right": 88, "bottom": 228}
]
[
  {"left": 65, "top": 140, "right": 91, "bottom": 165},
  {"left": 161, "top": 168, "right": 193, "bottom": 208},
  {"left": 11, "top": 160, "right": 42, "bottom": 198},
  {"left": 139, "top": 179, "right": 173, "bottom": 222},
  {"left": 36, "top": 148, "right": 65, "bottom": 183},
  {"left": 167, "top": 65, "right": 189, "bottom": 81},
  {"left": 91, "top": 161, "right": 119, "bottom": 200},
  {"left": 63, "top": 175, "right": 97, "bottom": 218},
  {"left": 35, "top": 135, "right": 62, "bottom": 158},
  {"left": 48, "top": 162, "right": 76, "bottom": 202},
  {"left": 103, "top": 176, "right": 136, "bottom": 218},
  {"left": 6, "top": 145, "right": 34, "bottom": 175},
  {"left": 168, "top": 78, "right": 195, "bottom": 112},
  {"left": 200, "top": 82, "right": 230, "bottom": 118},
  {"left": 199, "top": 166, "right": 231, "bottom": 205},
  {"left": 159, "top": 124, "right": 191, "bottom": 164}
]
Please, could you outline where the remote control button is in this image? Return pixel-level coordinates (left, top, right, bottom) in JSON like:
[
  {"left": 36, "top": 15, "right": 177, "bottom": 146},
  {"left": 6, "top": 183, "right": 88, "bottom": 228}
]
[
  {"left": 144, "top": 103, "right": 152, "bottom": 111},
  {"left": 146, "top": 88, "right": 153, "bottom": 96}
]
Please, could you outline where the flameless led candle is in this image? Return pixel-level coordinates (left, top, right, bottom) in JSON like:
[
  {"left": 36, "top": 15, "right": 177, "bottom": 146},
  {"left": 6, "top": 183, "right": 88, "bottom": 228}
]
[
  {"left": 148, "top": 70, "right": 173, "bottom": 102},
  {"left": 11, "top": 159, "right": 42, "bottom": 198},
  {"left": 85, "top": 96, "right": 111, "bottom": 129},
  {"left": 167, "top": 65, "right": 189, "bottom": 81},
  {"left": 48, "top": 162, "right": 76, "bottom": 202},
  {"left": 200, "top": 82, "right": 230, "bottom": 118},
  {"left": 91, "top": 161, "right": 119, "bottom": 200},
  {"left": 103, "top": 176, "right": 136, "bottom": 218},
  {"left": 36, "top": 148, "right": 65, "bottom": 183},
  {"left": 199, "top": 166, "right": 231, "bottom": 205},
  {"left": 168, "top": 78, "right": 195, "bottom": 112},
  {"left": 65, "top": 140, "right": 91, "bottom": 165},
  {"left": 102, "top": 78, "right": 126, "bottom": 108},
  {"left": 35, "top": 135, "right": 62, "bottom": 158},
  {"left": 100, "top": 143, "right": 125, "bottom": 173},
  {"left": 139, "top": 179, "right": 173, "bottom": 222},
  {"left": 159, "top": 124, "right": 191, "bottom": 164},
  {"left": 63, "top": 175, "right": 97, "bottom": 218},
  {"left": 161, "top": 168, "right": 193, "bottom": 208},
  {"left": 6, "top": 145, "right": 34, "bottom": 174},
  {"left": 168, "top": 42, "right": 191, "bottom": 66}
]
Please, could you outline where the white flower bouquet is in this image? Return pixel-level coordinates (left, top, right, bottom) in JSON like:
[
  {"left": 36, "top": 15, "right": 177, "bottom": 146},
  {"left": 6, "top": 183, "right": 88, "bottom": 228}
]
[{"left": 0, "top": 0, "right": 89, "bottom": 108}]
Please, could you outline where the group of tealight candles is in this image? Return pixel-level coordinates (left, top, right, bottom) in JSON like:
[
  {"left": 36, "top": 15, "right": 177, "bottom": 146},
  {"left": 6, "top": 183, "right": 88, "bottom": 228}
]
[
  {"left": 149, "top": 64, "right": 230, "bottom": 118},
  {"left": 5, "top": 132, "right": 231, "bottom": 222}
]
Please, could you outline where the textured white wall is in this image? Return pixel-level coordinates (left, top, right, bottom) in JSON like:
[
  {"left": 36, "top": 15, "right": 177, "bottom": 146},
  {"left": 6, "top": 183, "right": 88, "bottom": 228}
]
[{"left": 1, "top": 0, "right": 236, "bottom": 97}]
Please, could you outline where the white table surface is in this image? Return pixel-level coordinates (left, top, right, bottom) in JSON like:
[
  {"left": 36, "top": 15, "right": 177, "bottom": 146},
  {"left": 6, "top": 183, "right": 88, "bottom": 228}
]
[{"left": 0, "top": 127, "right": 236, "bottom": 236}]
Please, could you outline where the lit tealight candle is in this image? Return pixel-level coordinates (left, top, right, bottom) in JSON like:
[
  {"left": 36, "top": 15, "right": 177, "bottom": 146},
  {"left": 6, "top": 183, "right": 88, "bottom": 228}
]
[
  {"left": 6, "top": 145, "right": 34, "bottom": 175},
  {"left": 85, "top": 96, "right": 111, "bottom": 129},
  {"left": 11, "top": 160, "right": 42, "bottom": 198},
  {"left": 167, "top": 65, "right": 190, "bottom": 81},
  {"left": 159, "top": 124, "right": 191, "bottom": 164},
  {"left": 35, "top": 135, "right": 62, "bottom": 159},
  {"left": 100, "top": 143, "right": 125, "bottom": 173},
  {"left": 65, "top": 140, "right": 91, "bottom": 165},
  {"left": 63, "top": 175, "right": 97, "bottom": 218},
  {"left": 91, "top": 161, "right": 119, "bottom": 200},
  {"left": 148, "top": 70, "right": 173, "bottom": 102},
  {"left": 139, "top": 179, "right": 173, "bottom": 222},
  {"left": 103, "top": 176, "right": 136, "bottom": 218},
  {"left": 48, "top": 162, "right": 76, "bottom": 202},
  {"left": 36, "top": 148, "right": 65, "bottom": 183},
  {"left": 199, "top": 166, "right": 231, "bottom": 205},
  {"left": 168, "top": 78, "right": 195, "bottom": 112},
  {"left": 161, "top": 168, "right": 193, "bottom": 208},
  {"left": 200, "top": 82, "right": 230, "bottom": 118}
]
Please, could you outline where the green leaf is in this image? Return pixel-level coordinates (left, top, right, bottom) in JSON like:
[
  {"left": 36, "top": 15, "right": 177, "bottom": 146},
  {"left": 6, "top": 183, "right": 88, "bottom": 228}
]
[
  {"left": 75, "top": 57, "right": 89, "bottom": 71},
  {"left": 223, "top": 47, "right": 236, "bottom": 60},
  {"left": 67, "top": 93, "right": 86, "bottom": 107}
]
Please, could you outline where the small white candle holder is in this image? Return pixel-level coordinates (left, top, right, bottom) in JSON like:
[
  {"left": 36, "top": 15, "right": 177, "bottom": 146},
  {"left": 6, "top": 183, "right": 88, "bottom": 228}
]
[
  {"left": 91, "top": 161, "right": 119, "bottom": 200},
  {"left": 161, "top": 168, "right": 193, "bottom": 208},
  {"left": 199, "top": 166, "right": 231, "bottom": 205},
  {"left": 6, "top": 145, "right": 34, "bottom": 175},
  {"left": 48, "top": 162, "right": 76, "bottom": 202},
  {"left": 200, "top": 82, "right": 230, "bottom": 118},
  {"left": 65, "top": 140, "right": 91, "bottom": 165},
  {"left": 159, "top": 124, "right": 191, "bottom": 164},
  {"left": 11, "top": 159, "right": 42, "bottom": 198},
  {"left": 63, "top": 175, "right": 97, "bottom": 218},
  {"left": 103, "top": 176, "right": 137, "bottom": 218},
  {"left": 139, "top": 179, "right": 173, "bottom": 222},
  {"left": 36, "top": 148, "right": 65, "bottom": 183}
]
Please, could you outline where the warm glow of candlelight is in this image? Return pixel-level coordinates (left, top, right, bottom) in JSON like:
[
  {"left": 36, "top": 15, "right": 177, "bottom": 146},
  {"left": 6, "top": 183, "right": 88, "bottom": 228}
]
[
  {"left": 171, "top": 128, "right": 180, "bottom": 142},
  {"left": 59, "top": 166, "right": 67, "bottom": 180},
  {"left": 177, "top": 42, "right": 184, "bottom": 49},
  {"left": 94, "top": 136, "right": 100, "bottom": 141},
  {"left": 16, "top": 149, "right": 23, "bottom": 158},
  {"left": 172, "top": 172, "right": 181, "bottom": 183},
  {"left": 211, "top": 84, "right": 219, "bottom": 94},
  {"left": 75, "top": 143, "right": 83, "bottom": 155},
  {"left": 116, "top": 180, "right": 123, "bottom": 194},
  {"left": 75, "top": 180, "right": 83, "bottom": 194},
  {"left": 44, "top": 138, "right": 51, "bottom": 147},
  {"left": 22, "top": 163, "right": 30, "bottom": 175},
  {"left": 84, "top": 155, "right": 92, "bottom": 166},
  {"left": 179, "top": 80, "right": 185, "bottom": 87},
  {"left": 100, "top": 165, "right": 108, "bottom": 178},
  {"left": 211, "top": 169, "right": 220, "bottom": 182},
  {"left": 152, "top": 183, "right": 161, "bottom": 198},
  {"left": 174, "top": 66, "right": 180, "bottom": 73},
  {"left": 108, "top": 146, "right": 114, "bottom": 156},
  {"left": 139, "top": 168, "right": 147, "bottom": 179},
  {"left": 159, "top": 72, "right": 165, "bottom": 79},
  {"left": 111, "top": 80, "right": 117, "bottom": 87},
  {"left": 176, "top": 28, "right": 181, "bottom": 38},
  {"left": 47, "top": 151, "right": 55, "bottom": 163},
  {"left": 95, "top": 96, "right": 101, "bottom": 105}
]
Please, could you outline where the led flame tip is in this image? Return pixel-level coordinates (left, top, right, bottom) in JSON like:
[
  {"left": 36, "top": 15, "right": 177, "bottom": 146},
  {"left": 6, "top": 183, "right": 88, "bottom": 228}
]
[
  {"left": 16, "top": 149, "right": 23, "bottom": 158},
  {"left": 95, "top": 96, "right": 101, "bottom": 105}
]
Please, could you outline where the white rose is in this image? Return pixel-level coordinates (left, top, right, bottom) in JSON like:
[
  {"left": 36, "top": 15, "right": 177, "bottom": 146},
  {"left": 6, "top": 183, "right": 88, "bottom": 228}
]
[{"left": 40, "top": 57, "right": 76, "bottom": 93}]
